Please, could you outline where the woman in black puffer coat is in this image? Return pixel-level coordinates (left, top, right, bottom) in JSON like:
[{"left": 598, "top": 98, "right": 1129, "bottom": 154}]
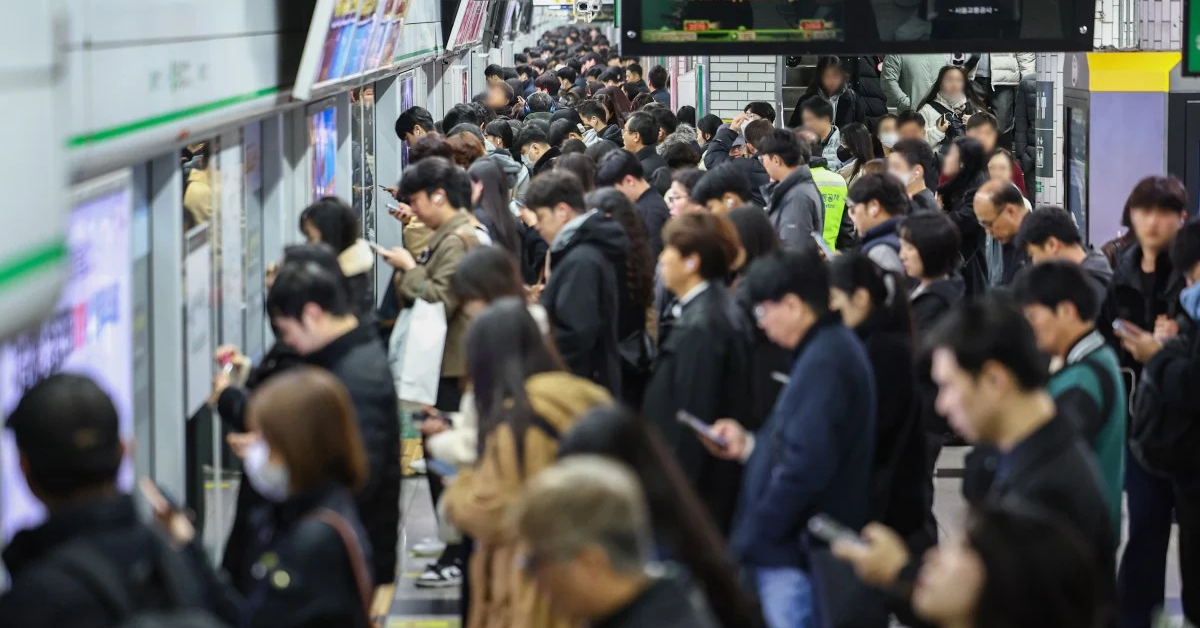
[
  {"left": 1012, "top": 75, "right": 1038, "bottom": 182},
  {"left": 845, "top": 55, "right": 889, "bottom": 126}
]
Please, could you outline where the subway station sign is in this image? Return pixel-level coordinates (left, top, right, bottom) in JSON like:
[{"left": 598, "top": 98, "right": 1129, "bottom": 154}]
[{"left": 1187, "top": 0, "right": 1200, "bottom": 76}]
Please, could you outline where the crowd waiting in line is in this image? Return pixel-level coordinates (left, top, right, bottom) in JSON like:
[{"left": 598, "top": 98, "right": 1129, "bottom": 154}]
[{"left": 2, "top": 25, "right": 1200, "bottom": 628}]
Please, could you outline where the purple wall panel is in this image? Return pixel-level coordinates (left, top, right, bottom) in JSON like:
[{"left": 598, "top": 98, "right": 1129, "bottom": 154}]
[{"left": 1088, "top": 92, "right": 1167, "bottom": 245}]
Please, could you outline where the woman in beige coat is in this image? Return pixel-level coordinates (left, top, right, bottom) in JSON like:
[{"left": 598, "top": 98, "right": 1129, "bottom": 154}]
[{"left": 445, "top": 297, "right": 611, "bottom": 628}]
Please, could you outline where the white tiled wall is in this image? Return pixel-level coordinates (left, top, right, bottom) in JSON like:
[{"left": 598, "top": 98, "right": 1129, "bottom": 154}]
[
  {"left": 708, "top": 55, "right": 778, "bottom": 119},
  {"left": 1034, "top": 0, "right": 1179, "bottom": 206}
]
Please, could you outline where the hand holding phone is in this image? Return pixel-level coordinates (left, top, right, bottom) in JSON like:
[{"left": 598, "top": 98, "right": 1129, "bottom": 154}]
[
  {"left": 811, "top": 232, "right": 836, "bottom": 260},
  {"left": 139, "top": 478, "right": 196, "bottom": 546},
  {"left": 677, "top": 410, "right": 728, "bottom": 448},
  {"left": 808, "top": 514, "right": 866, "bottom": 547}
]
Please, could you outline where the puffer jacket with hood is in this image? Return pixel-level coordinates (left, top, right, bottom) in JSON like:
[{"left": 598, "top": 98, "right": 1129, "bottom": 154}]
[
  {"left": 1012, "top": 75, "right": 1037, "bottom": 178},
  {"left": 988, "top": 53, "right": 1035, "bottom": 86},
  {"left": 542, "top": 211, "right": 629, "bottom": 395},
  {"left": 845, "top": 56, "right": 888, "bottom": 124},
  {"left": 761, "top": 165, "right": 825, "bottom": 249},
  {"left": 338, "top": 239, "right": 377, "bottom": 323},
  {"left": 485, "top": 143, "right": 530, "bottom": 199},
  {"left": 446, "top": 371, "right": 612, "bottom": 628}
]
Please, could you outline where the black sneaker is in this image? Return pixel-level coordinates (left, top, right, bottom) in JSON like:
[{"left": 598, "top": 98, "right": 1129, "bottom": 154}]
[{"left": 414, "top": 561, "right": 463, "bottom": 588}]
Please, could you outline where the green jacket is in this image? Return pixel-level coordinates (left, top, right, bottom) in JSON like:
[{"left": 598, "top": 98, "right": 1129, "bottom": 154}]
[
  {"left": 1047, "top": 330, "right": 1126, "bottom": 538},
  {"left": 810, "top": 165, "right": 848, "bottom": 251}
]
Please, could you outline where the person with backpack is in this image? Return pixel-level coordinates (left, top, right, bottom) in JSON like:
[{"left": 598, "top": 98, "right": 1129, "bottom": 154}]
[
  {"left": 0, "top": 374, "right": 240, "bottom": 628},
  {"left": 1113, "top": 217, "right": 1200, "bottom": 628},
  {"left": 1012, "top": 261, "right": 1126, "bottom": 539}
]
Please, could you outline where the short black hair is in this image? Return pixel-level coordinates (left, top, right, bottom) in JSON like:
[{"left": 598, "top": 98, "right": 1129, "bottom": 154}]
[
  {"left": 595, "top": 149, "right": 645, "bottom": 186},
  {"left": 582, "top": 51, "right": 602, "bottom": 66},
  {"left": 620, "top": 55, "right": 639, "bottom": 64},
  {"left": 800, "top": 97, "right": 833, "bottom": 122},
  {"left": 585, "top": 138, "right": 622, "bottom": 163},
  {"left": 300, "top": 197, "right": 359, "bottom": 253},
  {"left": 531, "top": 59, "right": 547, "bottom": 72},
  {"left": 527, "top": 91, "right": 554, "bottom": 113},
  {"left": 676, "top": 105, "right": 696, "bottom": 127},
  {"left": 586, "top": 66, "right": 604, "bottom": 80},
  {"left": 484, "top": 64, "right": 505, "bottom": 79},
  {"left": 1170, "top": 218, "right": 1200, "bottom": 277},
  {"left": 548, "top": 119, "right": 577, "bottom": 147},
  {"left": 447, "top": 122, "right": 485, "bottom": 141},
  {"left": 744, "top": 101, "right": 777, "bottom": 123},
  {"left": 899, "top": 212, "right": 961, "bottom": 278},
  {"left": 516, "top": 64, "right": 533, "bottom": 78},
  {"left": 875, "top": 112, "right": 898, "bottom": 132},
  {"left": 9, "top": 373, "right": 123, "bottom": 497},
  {"left": 756, "top": 128, "right": 806, "bottom": 167},
  {"left": 515, "top": 123, "right": 550, "bottom": 155},
  {"left": 268, "top": 243, "right": 352, "bottom": 320},
  {"left": 672, "top": 167, "right": 705, "bottom": 194},
  {"left": 534, "top": 72, "right": 560, "bottom": 96},
  {"left": 442, "top": 103, "right": 481, "bottom": 132},
  {"left": 1012, "top": 261, "right": 1101, "bottom": 321},
  {"left": 627, "top": 62, "right": 643, "bottom": 77},
  {"left": 526, "top": 170, "right": 586, "bottom": 213},
  {"left": 744, "top": 119, "right": 773, "bottom": 149},
  {"left": 697, "top": 114, "right": 723, "bottom": 140},
  {"left": 648, "top": 66, "right": 669, "bottom": 90},
  {"left": 690, "top": 164, "right": 752, "bottom": 205},
  {"left": 650, "top": 107, "right": 679, "bottom": 135},
  {"left": 897, "top": 110, "right": 926, "bottom": 129},
  {"left": 399, "top": 156, "right": 472, "bottom": 209},
  {"left": 662, "top": 141, "right": 701, "bottom": 169},
  {"left": 557, "top": 66, "right": 578, "bottom": 84},
  {"left": 577, "top": 99, "right": 606, "bottom": 123},
  {"left": 966, "top": 111, "right": 999, "bottom": 132},
  {"left": 1016, "top": 206, "right": 1082, "bottom": 249},
  {"left": 396, "top": 106, "right": 435, "bottom": 139},
  {"left": 625, "top": 111, "right": 659, "bottom": 146},
  {"left": 741, "top": 245, "right": 830, "bottom": 315},
  {"left": 484, "top": 119, "right": 514, "bottom": 149},
  {"left": 927, "top": 295, "right": 1050, "bottom": 391},
  {"left": 848, "top": 173, "right": 910, "bottom": 217},
  {"left": 599, "top": 67, "right": 623, "bottom": 84},
  {"left": 1126, "top": 175, "right": 1188, "bottom": 214},
  {"left": 891, "top": 138, "right": 936, "bottom": 173}
]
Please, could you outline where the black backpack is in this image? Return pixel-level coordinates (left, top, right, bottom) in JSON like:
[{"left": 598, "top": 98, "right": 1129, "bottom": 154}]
[
  {"left": 1129, "top": 343, "right": 1200, "bottom": 480},
  {"left": 46, "top": 533, "right": 231, "bottom": 628}
]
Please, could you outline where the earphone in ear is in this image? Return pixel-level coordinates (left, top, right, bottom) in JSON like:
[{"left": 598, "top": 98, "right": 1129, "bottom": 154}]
[
  {"left": 433, "top": 194, "right": 443, "bottom": 204},
  {"left": 686, "top": 260, "right": 697, "bottom": 271},
  {"left": 726, "top": 196, "right": 735, "bottom": 206}
]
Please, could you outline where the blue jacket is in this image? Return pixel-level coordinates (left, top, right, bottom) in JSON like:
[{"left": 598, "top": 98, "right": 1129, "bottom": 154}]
[{"left": 730, "top": 315, "right": 877, "bottom": 569}]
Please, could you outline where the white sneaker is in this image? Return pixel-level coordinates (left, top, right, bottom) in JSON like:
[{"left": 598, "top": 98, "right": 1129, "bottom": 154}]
[
  {"left": 408, "top": 458, "right": 427, "bottom": 474},
  {"left": 414, "top": 562, "right": 462, "bottom": 588},
  {"left": 411, "top": 538, "right": 446, "bottom": 557}
]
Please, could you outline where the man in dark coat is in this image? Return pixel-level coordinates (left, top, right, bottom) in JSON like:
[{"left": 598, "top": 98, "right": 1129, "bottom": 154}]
[
  {"left": 0, "top": 375, "right": 240, "bottom": 627},
  {"left": 595, "top": 149, "right": 670, "bottom": 258},
  {"left": 529, "top": 171, "right": 628, "bottom": 395},
  {"left": 263, "top": 245, "right": 402, "bottom": 586},
  {"left": 623, "top": 111, "right": 670, "bottom": 194},
  {"left": 702, "top": 117, "right": 774, "bottom": 206},
  {"left": 757, "top": 128, "right": 825, "bottom": 249},
  {"left": 1012, "top": 75, "right": 1038, "bottom": 181}
]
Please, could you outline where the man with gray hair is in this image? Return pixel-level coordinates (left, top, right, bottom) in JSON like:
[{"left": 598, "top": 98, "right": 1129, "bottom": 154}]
[{"left": 510, "top": 456, "right": 719, "bottom": 628}]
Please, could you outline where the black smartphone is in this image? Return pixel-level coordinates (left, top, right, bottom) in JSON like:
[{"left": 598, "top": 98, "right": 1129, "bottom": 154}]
[{"left": 410, "top": 409, "right": 431, "bottom": 423}]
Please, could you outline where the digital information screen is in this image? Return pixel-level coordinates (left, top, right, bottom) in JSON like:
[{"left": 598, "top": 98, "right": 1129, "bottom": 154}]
[
  {"left": 0, "top": 177, "right": 133, "bottom": 542},
  {"left": 311, "top": 107, "right": 338, "bottom": 201},
  {"left": 625, "top": 0, "right": 1093, "bottom": 55}
]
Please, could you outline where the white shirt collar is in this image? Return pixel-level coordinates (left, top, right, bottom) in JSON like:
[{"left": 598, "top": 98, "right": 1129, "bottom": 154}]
[{"left": 670, "top": 281, "right": 711, "bottom": 318}]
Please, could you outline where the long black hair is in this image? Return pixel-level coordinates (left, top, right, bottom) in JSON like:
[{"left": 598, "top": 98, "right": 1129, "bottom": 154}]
[
  {"left": 559, "top": 405, "right": 766, "bottom": 628},
  {"left": 915, "top": 65, "right": 988, "bottom": 114},
  {"left": 467, "top": 298, "right": 563, "bottom": 461},
  {"left": 829, "top": 252, "right": 914, "bottom": 341},
  {"left": 452, "top": 245, "right": 525, "bottom": 304},
  {"left": 467, "top": 160, "right": 521, "bottom": 258},
  {"left": 725, "top": 205, "right": 780, "bottom": 278},
  {"left": 963, "top": 505, "right": 1112, "bottom": 628},
  {"left": 586, "top": 188, "right": 654, "bottom": 311},
  {"left": 802, "top": 55, "right": 847, "bottom": 100},
  {"left": 840, "top": 122, "right": 876, "bottom": 180},
  {"left": 937, "top": 136, "right": 989, "bottom": 207},
  {"left": 300, "top": 197, "right": 359, "bottom": 253}
]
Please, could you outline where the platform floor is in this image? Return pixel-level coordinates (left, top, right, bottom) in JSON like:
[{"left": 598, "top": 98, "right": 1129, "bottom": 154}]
[{"left": 201, "top": 447, "right": 1183, "bottom": 626}]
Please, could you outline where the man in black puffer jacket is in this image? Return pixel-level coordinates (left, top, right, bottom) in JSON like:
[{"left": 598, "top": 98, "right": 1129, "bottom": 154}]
[{"left": 1012, "top": 75, "right": 1037, "bottom": 181}]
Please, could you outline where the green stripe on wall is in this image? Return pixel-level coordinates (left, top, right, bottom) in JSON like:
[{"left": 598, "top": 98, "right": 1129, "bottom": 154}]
[
  {"left": 68, "top": 87, "right": 281, "bottom": 148},
  {"left": 0, "top": 241, "right": 68, "bottom": 292}
]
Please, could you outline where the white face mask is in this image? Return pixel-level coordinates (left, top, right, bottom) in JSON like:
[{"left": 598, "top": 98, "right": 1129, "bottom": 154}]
[
  {"left": 522, "top": 152, "right": 536, "bottom": 168},
  {"left": 879, "top": 132, "right": 898, "bottom": 149},
  {"left": 890, "top": 168, "right": 918, "bottom": 186},
  {"left": 244, "top": 439, "right": 291, "bottom": 502}
]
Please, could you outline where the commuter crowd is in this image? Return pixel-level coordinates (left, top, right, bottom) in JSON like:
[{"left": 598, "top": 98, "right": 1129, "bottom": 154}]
[{"left": 3, "top": 26, "right": 1200, "bottom": 628}]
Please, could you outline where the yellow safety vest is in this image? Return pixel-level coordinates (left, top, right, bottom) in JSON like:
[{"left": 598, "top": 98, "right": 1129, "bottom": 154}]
[{"left": 811, "top": 166, "right": 849, "bottom": 250}]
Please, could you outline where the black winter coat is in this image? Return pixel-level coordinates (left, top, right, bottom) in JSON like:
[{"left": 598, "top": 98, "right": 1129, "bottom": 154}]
[
  {"left": 0, "top": 496, "right": 241, "bottom": 628},
  {"left": 911, "top": 277, "right": 965, "bottom": 436},
  {"left": 788, "top": 88, "right": 862, "bottom": 130},
  {"left": 593, "top": 574, "right": 720, "bottom": 628},
  {"left": 241, "top": 482, "right": 374, "bottom": 628},
  {"left": 636, "top": 146, "right": 671, "bottom": 195},
  {"left": 1012, "top": 76, "right": 1037, "bottom": 180},
  {"left": 734, "top": 281, "right": 793, "bottom": 432},
  {"left": 846, "top": 56, "right": 889, "bottom": 125},
  {"left": 601, "top": 124, "right": 624, "bottom": 144},
  {"left": 1100, "top": 243, "right": 1186, "bottom": 375},
  {"left": 543, "top": 212, "right": 629, "bottom": 395},
  {"left": 520, "top": 223, "right": 549, "bottom": 285},
  {"left": 702, "top": 127, "right": 770, "bottom": 206},
  {"left": 938, "top": 176, "right": 990, "bottom": 298},
  {"left": 643, "top": 283, "right": 752, "bottom": 535},
  {"left": 855, "top": 315, "right": 931, "bottom": 549},
  {"left": 305, "top": 324, "right": 401, "bottom": 585}
]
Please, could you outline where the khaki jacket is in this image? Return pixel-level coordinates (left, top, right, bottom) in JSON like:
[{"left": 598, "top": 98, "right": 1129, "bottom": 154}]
[
  {"left": 393, "top": 210, "right": 477, "bottom": 377},
  {"left": 445, "top": 372, "right": 612, "bottom": 628}
]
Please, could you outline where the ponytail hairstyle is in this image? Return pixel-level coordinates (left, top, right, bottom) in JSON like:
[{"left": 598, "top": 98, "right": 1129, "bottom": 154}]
[{"left": 829, "top": 252, "right": 915, "bottom": 342}]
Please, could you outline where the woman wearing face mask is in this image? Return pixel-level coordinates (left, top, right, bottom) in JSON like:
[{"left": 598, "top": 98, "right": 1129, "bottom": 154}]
[
  {"left": 788, "top": 56, "right": 863, "bottom": 130},
  {"left": 936, "top": 137, "right": 990, "bottom": 297},
  {"left": 837, "top": 122, "right": 877, "bottom": 186},
  {"left": 916, "top": 66, "right": 988, "bottom": 150},
  {"left": 444, "top": 298, "right": 611, "bottom": 628},
  {"left": 642, "top": 212, "right": 752, "bottom": 535},
  {"left": 835, "top": 505, "right": 1110, "bottom": 628},
  {"left": 199, "top": 367, "right": 375, "bottom": 628},
  {"left": 875, "top": 113, "right": 899, "bottom": 158},
  {"left": 828, "top": 253, "right": 932, "bottom": 568}
]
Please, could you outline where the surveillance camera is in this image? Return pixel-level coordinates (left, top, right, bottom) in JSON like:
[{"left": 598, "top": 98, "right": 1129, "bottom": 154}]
[{"left": 576, "top": 0, "right": 601, "bottom": 13}]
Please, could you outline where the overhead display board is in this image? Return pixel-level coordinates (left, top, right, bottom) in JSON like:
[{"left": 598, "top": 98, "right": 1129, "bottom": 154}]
[
  {"left": 622, "top": 0, "right": 1094, "bottom": 55},
  {"left": 294, "top": 0, "right": 417, "bottom": 100}
]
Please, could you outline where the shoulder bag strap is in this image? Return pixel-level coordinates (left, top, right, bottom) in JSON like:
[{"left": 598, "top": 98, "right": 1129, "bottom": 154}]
[
  {"left": 1077, "top": 357, "right": 1117, "bottom": 419},
  {"left": 308, "top": 508, "right": 374, "bottom": 620}
]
